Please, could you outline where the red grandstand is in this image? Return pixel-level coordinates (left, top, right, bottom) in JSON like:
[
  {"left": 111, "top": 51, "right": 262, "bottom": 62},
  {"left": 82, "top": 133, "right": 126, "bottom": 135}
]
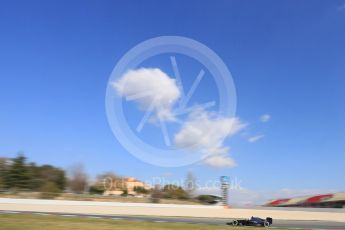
[{"left": 265, "top": 192, "right": 345, "bottom": 208}]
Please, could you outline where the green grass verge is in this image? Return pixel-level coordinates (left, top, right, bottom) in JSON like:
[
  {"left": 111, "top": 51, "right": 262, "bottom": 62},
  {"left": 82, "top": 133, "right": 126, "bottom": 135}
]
[{"left": 0, "top": 213, "right": 289, "bottom": 230}]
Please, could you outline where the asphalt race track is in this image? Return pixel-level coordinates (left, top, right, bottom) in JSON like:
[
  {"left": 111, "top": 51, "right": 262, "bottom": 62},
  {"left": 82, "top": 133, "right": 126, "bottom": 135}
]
[{"left": 1, "top": 210, "right": 344, "bottom": 229}]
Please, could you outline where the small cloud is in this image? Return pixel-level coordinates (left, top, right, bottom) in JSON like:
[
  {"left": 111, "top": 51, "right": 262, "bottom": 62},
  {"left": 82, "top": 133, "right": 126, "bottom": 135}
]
[
  {"left": 338, "top": 3, "right": 345, "bottom": 11},
  {"left": 203, "top": 154, "right": 236, "bottom": 168},
  {"left": 260, "top": 114, "right": 271, "bottom": 123},
  {"left": 174, "top": 108, "right": 247, "bottom": 168},
  {"left": 248, "top": 134, "right": 265, "bottom": 143},
  {"left": 113, "top": 68, "right": 181, "bottom": 121}
]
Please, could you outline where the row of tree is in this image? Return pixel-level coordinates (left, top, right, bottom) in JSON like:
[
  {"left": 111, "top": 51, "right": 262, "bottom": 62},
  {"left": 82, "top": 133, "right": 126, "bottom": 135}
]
[
  {"left": 0, "top": 154, "right": 207, "bottom": 203},
  {"left": 0, "top": 155, "right": 89, "bottom": 195},
  {"left": 0, "top": 155, "right": 66, "bottom": 193}
]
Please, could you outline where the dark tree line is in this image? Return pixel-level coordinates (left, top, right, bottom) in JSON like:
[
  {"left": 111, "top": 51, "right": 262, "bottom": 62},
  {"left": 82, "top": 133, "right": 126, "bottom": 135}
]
[
  {"left": 0, "top": 154, "right": 200, "bottom": 203},
  {"left": 0, "top": 155, "right": 66, "bottom": 192}
]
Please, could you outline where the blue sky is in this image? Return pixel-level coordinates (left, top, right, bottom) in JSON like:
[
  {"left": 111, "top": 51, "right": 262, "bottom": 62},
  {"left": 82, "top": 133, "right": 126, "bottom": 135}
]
[{"left": 1, "top": 0, "right": 345, "bottom": 203}]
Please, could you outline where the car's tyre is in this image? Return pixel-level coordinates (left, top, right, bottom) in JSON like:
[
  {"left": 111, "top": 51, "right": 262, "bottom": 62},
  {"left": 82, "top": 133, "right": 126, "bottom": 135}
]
[
  {"left": 232, "top": 220, "right": 239, "bottom": 226},
  {"left": 264, "top": 220, "right": 270, "bottom": 227}
]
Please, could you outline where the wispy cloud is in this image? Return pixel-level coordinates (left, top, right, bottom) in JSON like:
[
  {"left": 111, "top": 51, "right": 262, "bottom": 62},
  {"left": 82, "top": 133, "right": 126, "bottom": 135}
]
[
  {"left": 259, "top": 114, "right": 271, "bottom": 123},
  {"left": 174, "top": 108, "right": 247, "bottom": 168},
  {"left": 338, "top": 3, "right": 345, "bottom": 11},
  {"left": 248, "top": 134, "right": 265, "bottom": 143}
]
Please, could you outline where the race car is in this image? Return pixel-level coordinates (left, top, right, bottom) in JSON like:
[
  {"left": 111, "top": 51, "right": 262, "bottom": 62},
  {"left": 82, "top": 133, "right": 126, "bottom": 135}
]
[{"left": 227, "top": 216, "right": 273, "bottom": 227}]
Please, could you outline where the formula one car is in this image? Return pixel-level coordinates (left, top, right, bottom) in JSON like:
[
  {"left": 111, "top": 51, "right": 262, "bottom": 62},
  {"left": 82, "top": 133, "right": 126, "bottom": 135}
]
[{"left": 227, "top": 216, "right": 273, "bottom": 227}]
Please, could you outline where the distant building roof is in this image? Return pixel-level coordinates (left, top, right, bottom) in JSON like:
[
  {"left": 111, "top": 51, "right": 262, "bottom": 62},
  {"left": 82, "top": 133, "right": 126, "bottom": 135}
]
[{"left": 126, "top": 177, "right": 141, "bottom": 182}]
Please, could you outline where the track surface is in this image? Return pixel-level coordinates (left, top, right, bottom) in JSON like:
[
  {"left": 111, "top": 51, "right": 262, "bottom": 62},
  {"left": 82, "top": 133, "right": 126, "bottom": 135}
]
[{"left": 1, "top": 210, "right": 344, "bottom": 229}]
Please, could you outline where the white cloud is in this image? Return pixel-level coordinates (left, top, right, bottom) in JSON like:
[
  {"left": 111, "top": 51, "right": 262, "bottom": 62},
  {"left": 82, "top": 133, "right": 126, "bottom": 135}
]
[
  {"left": 338, "top": 3, "right": 345, "bottom": 11},
  {"left": 113, "top": 68, "right": 250, "bottom": 168},
  {"left": 113, "top": 68, "right": 180, "bottom": 121},
  {"left": 203, "top": 154, "right": 236, "bottom": 168},
  {"left": 174, "top": 109, "right": 247, "bottom": 168},
  {"left": 259, "top": 114, "right": 271, "bottom": 123},
  {"left": 248, "top": 134, "right": 265, "bottom": 143}
]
